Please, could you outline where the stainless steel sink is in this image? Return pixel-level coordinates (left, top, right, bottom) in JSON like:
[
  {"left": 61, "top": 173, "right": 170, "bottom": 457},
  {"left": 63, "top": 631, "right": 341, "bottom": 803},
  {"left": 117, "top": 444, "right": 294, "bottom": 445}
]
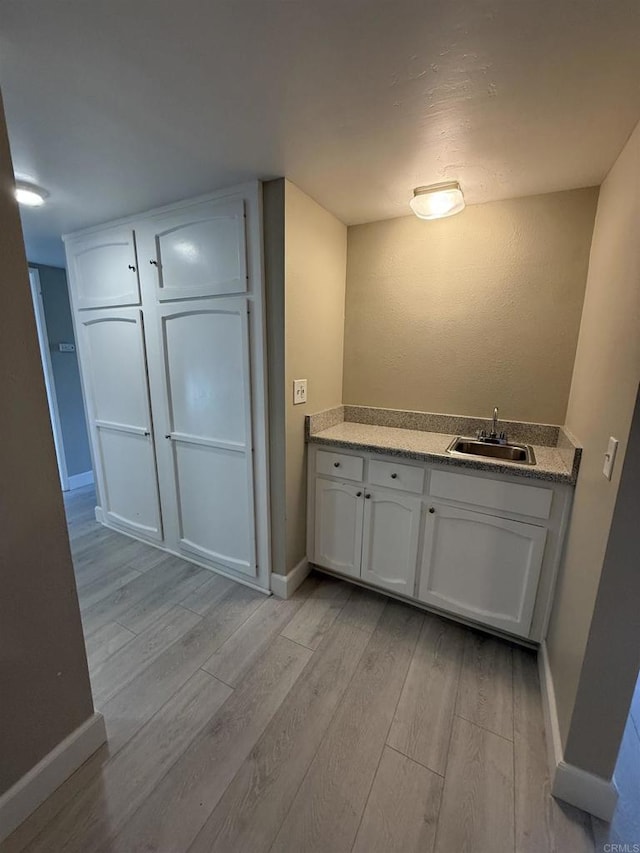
[{"left": 446, "top": 437, "right": 536, "bottom": 465}]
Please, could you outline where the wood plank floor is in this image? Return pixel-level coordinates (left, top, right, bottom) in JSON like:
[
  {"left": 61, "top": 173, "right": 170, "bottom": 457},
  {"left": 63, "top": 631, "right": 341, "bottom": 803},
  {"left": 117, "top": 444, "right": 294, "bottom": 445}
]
[{"left": 4, "top": 485, "right": 597, "bottom": 853}]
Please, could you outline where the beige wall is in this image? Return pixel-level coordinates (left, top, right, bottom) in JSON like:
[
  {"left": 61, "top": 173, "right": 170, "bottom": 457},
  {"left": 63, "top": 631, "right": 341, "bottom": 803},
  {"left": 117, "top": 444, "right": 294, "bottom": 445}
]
[
  {"left": 343, "top": 188, "right": 598, "bottom": 424},
  {"left": 565, "top": 385, "right": 640, "bottom": 779},
  {"left": 284, "top": 181, "right": 347, "bottom": 572},
  {"left": 263, "top": 179, "right": 287, "bottom": 575},
  {"left": 0, "top": 93, "right": 94, "bottom": 794},
  {"left": 546, "top": 120, "right": 640, "bottom": 757}
]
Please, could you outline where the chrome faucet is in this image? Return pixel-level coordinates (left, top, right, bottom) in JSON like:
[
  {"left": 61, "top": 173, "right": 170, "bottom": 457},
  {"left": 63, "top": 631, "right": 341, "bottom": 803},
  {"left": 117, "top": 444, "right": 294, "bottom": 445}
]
[
  {"left": 476, "top": 406, "right": 508, "bottom": 444},
  {"left": 491, "top": 406, "right": 499, "bottom": 438}
]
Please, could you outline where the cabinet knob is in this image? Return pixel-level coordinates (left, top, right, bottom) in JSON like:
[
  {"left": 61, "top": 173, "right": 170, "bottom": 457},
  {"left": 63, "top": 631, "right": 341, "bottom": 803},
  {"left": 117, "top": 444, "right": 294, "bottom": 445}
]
[
  {"left": 128, "top": 264, "right": 136, "bottom": 272},
  {"left": 428, "top": 507, "right": 435, "bottom": 514},
  {"left": 356, "top": 491, "right": 362, "bottom": 497},
  {"left": 150, "top": 259, "right": 158, "bottom": 266},
  {"left": 365, "top": 493, "right": 371, "bottom": 499},
  {"left": 390, "top": 473, "right": 397, "bottom": 479},
  {"left": 333, "top": 461, "right": 340, "bottom": 468}
]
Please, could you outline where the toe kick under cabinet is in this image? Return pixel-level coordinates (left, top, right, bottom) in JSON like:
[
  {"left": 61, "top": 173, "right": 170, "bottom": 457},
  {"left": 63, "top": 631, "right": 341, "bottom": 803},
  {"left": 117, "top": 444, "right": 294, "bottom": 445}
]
[
  {"left": 307, "top": 445, "right": 573, "bottom": 642},
  {"left": 64, "top": 183, "right": 271, "bottom": 591}
]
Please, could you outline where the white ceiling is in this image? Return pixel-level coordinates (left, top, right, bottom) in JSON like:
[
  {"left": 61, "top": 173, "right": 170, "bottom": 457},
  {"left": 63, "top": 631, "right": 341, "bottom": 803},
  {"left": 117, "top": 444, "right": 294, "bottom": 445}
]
[{"left": 2, "top": 0, "right": 639, "bottom": 267}]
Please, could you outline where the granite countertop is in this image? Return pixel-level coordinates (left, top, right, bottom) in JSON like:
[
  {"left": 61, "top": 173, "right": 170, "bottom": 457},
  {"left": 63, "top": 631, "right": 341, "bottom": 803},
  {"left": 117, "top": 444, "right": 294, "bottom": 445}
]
[{"left": 308, "top": 420, "right": 577, "bottom": 484}]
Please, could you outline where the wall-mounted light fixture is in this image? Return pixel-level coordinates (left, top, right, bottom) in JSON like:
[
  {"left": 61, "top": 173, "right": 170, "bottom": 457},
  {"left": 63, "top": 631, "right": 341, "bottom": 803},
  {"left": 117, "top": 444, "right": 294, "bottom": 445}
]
[
  {"left": 15, "top": 180, "right": 49, "bottom": 207},
  {"left": 410, "top": 181, "right": 465, "bottom": 220}
]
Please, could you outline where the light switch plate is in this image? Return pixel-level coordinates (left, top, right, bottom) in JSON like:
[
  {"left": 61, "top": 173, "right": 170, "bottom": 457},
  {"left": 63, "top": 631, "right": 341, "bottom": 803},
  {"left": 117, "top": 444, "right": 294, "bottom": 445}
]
[
  {"left": 603, "top": 436, "right": 619, "bottom": 480},
  {"left": 293, "top": 379, "right": 307, "bottom": 405}
]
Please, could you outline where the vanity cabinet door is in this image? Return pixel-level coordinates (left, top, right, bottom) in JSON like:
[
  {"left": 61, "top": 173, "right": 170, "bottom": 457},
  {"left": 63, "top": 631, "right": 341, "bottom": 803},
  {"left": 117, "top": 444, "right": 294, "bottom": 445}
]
[
  {"left": 361, "top": 489, "right": 421, "bottom": 596},
  {"left": 314, "top": 479, "right": 364, "bottom": 578},
  {"left": 418, "top": 504, "right": 546, "bottom": 637}
]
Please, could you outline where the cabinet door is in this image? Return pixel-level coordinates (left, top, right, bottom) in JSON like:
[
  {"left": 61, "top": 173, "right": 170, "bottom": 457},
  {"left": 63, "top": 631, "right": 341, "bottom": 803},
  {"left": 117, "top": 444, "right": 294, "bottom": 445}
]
[
  {"left": 78, "top": 308, "right": 162, "bottom": 541},
  {"left": 156, "top": 297, "right": 255, "bottom": 576},
  {"left": 67, "top": 227, "right": 140, "bottom": 309},
  {"left": 361, "top": 489, "right": 421, "bottom": 595},
  {"left": 314, "top": 479, "right": 364, "bottom": 578},
  {"left": 140, "top": 198, "right": 247, "bottom": 301},
  {"left": 418, "top": 504, "right": 546, "bottom": 637}
]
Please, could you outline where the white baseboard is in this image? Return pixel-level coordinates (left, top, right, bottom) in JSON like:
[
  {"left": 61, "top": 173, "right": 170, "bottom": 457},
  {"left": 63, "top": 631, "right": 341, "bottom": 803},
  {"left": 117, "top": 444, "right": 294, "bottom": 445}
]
[
  {"left": 0, "top": 712, "right": 106, "bottom": 842},
  {"left": 66, "top": 470, "right": 94, "bottom": 491},
  {"left": 552, "top": 760, "right": 618, "bottom": 821},
  {"left": 94, "top": 505, "right": 104, "bottom": 523},
  {"left": 271, "top": 557, "right": 310, "bottom": 598},
  {"left": 538, "top": 642, "right": 618, "bottom": 821}
]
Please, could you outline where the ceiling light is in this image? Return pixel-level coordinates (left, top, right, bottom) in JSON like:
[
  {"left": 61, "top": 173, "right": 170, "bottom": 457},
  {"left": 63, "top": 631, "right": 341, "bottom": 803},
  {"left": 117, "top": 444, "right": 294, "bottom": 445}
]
[
  {"left": 410, "top": 181, "right": 465, "bottom": 220},
  {"left": 15, "top": 180, "right": 49, "bottom": 207}
]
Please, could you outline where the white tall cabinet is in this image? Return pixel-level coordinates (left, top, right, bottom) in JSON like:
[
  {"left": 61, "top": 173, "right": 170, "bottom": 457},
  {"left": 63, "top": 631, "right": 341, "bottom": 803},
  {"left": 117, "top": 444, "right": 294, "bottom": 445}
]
[{"left": 65, "top": 183, "right": 270, "bottom": 590}]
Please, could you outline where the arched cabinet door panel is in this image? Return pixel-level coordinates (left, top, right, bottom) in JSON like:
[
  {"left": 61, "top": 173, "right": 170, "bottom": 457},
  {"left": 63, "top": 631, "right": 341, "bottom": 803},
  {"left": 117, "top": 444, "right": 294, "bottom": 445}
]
[
  {"left": 418, "top": 504, "right": 546, "bottom": 637},
  {"left": 141, "top": 198, "right": 247, "bottom": 301},
  {"left": 67, "top": 227, "right": 140, "bottom": 309},
  {"left": 78, "top": 308, "right": 163, "bottom": 541},
  {"left": 361, "top": 489, "right": 421, "bottom": 595},
  {"left": 313, "top": 479, "right": 364, "bottom": 578},
  {"left": 156, "top": 297, "right": 256, "bottom": 576}
]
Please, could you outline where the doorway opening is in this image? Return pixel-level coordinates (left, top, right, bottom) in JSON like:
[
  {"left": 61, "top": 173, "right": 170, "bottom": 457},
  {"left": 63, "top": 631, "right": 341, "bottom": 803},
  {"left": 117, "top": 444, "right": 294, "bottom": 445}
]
[{"left": 28, "top": 265, "right": 93, "bottom": 492}]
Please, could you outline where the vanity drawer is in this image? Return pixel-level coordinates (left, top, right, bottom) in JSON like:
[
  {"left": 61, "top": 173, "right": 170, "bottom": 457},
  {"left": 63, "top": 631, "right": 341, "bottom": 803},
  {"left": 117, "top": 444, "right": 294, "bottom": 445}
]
[
  {"left": 316, "top": 449, "right": 364, "bottom": 482},
  {"left": 429, "top": 469, "right": 553, "bottom": 520},
  {"left": 369, "top": 458, "right": 425, "bottom": 494}
]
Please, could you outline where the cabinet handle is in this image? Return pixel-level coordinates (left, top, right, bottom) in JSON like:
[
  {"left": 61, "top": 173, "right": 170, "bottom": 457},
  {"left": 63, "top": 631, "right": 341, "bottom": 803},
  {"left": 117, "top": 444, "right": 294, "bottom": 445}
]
[
  {"left": 333, "top": 461, "right": 340, "bottom": 468},
  {"left": 365, "top": 493, "right": 371, "bottom": 499},
  {"left": 356, "top": 491, "right": 362, "bottom": 497},
  {"left": 165, "top": 434, "right": 171, "bottom": 439},
  {"left": 428, "top": 507, "right": 435, "bottom": 514},
  {"left": 144, "top": 430, "right": 150, "bottom": 436},
  {"left": 150, "top": 259, "right": 158, "bottom": 266},
  {"left": 128, "top": 264, "right": 136, "bottom": 272},
  {"left": 390, "top": 473, "right": 397, "bottom": 479}
]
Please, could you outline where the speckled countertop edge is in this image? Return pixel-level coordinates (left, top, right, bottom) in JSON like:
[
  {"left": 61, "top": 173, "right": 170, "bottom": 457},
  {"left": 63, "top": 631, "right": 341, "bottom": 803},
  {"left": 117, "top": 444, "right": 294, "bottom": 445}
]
[{"left": 306, "top": 415, "right": 580, "bottom": 485}]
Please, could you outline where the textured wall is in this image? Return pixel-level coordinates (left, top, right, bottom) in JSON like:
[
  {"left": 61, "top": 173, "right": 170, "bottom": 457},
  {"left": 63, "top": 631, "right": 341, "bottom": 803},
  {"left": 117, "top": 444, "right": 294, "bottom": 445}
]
[
  {"left": 546, "top": 120, "right": 640, "bottom": 759},
  {"left": 30, "top": 263, "right": 92, "bottom": 476},
  {"left": 0, "top": 92, "right": 94, "bottom": 795},
  {"left": 284, "top": 182, "right": 347, "bottom": 572},
  {"left": 263, "top": 179, "right": 287, "bottom": 575},
  {"left": 343, "top": 188, "right": 598, "bottom": 424}
]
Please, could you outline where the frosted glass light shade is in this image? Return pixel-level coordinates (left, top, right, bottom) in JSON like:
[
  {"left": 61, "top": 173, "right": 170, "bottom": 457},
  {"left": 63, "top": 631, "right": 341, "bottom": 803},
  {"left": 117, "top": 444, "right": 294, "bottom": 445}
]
[
  {"left": 15, "top": 181, "right": 48, "bottom": 207},
  {"left": 410, "top": 182, "right": 465, "bottom": 220}
]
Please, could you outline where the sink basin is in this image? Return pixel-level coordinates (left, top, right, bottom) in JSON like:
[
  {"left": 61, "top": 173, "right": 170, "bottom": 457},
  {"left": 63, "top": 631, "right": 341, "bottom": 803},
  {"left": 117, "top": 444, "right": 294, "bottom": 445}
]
[{"left": 446, "top": 437, "right": 536, "bottom": 465}]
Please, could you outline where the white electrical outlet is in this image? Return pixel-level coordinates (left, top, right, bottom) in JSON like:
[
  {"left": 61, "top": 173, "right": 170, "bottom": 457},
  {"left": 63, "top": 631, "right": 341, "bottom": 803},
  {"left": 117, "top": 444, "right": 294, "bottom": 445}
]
[
  {"left": 603, "top": 436, "right": 619, "bottom": 480},
  {"left": 293, "top": 379, "right": 307, "bottom": 405}
]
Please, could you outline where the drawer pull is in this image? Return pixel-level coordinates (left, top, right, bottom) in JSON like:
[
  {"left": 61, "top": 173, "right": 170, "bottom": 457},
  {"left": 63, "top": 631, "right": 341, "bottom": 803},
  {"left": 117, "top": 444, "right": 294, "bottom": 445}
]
[
  {"left": 356, "top": 491, "right": 362, "bottom": 497},
  {"left": 429, "top": 507, "right": 435, "bottom": 513},
  {"left": 333, "top": 461, "right": 340, "bottom": 468},
  {"left": 365, "top": 493, "right": 371, "bottom": 499},
  {"left": 390, "top": 473, "right": 397, "bottom": 479},
  {"left": 128, "top": 264, "right": 136, "bottom": 272}
]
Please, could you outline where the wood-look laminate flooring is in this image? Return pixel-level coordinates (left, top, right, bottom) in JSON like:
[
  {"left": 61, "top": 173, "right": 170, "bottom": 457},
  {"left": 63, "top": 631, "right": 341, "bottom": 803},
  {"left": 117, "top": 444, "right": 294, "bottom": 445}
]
[{"left": 4, "top": 485, "right": 597, "bottom": 853}]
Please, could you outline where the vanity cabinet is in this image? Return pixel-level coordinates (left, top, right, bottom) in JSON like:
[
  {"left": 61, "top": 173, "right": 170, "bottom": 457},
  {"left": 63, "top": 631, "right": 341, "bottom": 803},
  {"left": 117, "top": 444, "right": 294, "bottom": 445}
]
[{"left": 307, "top": 444, "right": 573, "bottom": 642}]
